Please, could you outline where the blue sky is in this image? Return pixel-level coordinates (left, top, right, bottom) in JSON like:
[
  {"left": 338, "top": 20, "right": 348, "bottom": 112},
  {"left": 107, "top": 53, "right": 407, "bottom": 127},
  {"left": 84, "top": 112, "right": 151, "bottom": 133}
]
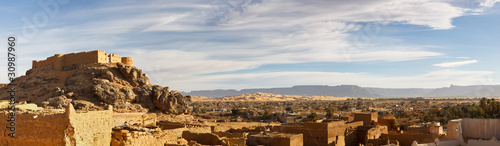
[{"left": 1, "top": 0, "right": 500, "bottom": 91}]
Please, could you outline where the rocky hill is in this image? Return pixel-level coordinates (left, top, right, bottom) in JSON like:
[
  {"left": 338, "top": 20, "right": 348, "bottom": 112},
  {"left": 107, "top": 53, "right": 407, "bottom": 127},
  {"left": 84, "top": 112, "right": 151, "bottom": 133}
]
[{"left": 0, "top": 63, "right": 191, "bottom": 114}]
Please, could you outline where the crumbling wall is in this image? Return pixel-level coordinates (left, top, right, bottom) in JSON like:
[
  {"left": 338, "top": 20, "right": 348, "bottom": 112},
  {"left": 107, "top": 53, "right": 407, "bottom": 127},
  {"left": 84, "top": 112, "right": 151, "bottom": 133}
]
[
  {"left": 182, "top": 131, "right": 227, "bottom": 146},
  {"left": 111, "top": 129, "right": 178, "bottom": 146},
  {"left": 213, "top": 132, "right": 247, "bottom": 146},
  {"left": 211, "top": 125, "right": 232, "bottom": 132},
  {"left": 165, "top": 126, "right": 211, "bottom": 138},
  {"left": 157, "top": 121, "right": 185, "bottom": 130},
  {"left": 113, "top": 113, "right": 156, "bottom": 127}
]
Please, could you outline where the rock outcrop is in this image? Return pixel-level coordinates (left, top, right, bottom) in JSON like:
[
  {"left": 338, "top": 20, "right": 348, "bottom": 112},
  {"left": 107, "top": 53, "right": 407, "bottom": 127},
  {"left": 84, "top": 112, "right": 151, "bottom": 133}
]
[{"left": 0, "top": 62, "right": 191, "bottom": 114}]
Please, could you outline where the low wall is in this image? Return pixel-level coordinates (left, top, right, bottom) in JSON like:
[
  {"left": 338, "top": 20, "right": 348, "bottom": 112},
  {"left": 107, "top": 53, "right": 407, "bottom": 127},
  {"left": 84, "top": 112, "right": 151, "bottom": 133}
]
[
  {"left": 112, "top": 113, "right": 156, "bottom": 127},
  {"left": 111, "top": 129, "right": 178, "bottom": 146},
  {"left": 166, "top": 126, "right": 211, "bottom": 138},
  {"left": 382, "top": 133, "right": 446, "bottom": 146}
]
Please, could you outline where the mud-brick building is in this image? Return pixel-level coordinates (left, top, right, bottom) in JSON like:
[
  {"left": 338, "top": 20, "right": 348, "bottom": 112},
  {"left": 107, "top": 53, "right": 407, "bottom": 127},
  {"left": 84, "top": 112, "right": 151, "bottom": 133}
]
[
  {"left": 279, "top": 120, "right": 364, "bottom": 146},
  {"left": 354, "top": 112, "right": 378, "bottom": 126}
]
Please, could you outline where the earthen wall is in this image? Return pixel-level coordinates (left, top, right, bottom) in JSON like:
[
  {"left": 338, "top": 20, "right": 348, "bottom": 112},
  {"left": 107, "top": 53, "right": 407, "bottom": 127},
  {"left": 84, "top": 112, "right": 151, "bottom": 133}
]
[
  {"left": 0, "top": 104, "right": 113, "bottom": 145},
  {"left": 68, "top": 105, "right": 113, "bottom": 146},
  {"left": 0, "top": 110, "right": 69, "bottom": 145}
]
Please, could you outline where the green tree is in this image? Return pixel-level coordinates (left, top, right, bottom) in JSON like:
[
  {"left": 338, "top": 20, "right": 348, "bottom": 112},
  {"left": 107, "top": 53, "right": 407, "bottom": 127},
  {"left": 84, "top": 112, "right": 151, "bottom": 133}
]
[
  {"left": 286, "top": 107, "right": 293, "bottom": 113},
  {"left": 325, "top": 108, "right": 335, "bottom": 119},
  {"left": 307, "top": 112, "right": 319, "bottom": 121},
  {"left": 261, "top": 110, "right": 272, "bottom": 120},
  {"left": 231, "top": 108, "right": 247, "bottom": 116}
]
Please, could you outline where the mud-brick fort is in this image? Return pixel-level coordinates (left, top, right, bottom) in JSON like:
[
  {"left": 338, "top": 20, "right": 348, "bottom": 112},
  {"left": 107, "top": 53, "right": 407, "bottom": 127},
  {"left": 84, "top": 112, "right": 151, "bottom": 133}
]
[{"left": 32, "top": 50, "right": 133, "bottom": 71}]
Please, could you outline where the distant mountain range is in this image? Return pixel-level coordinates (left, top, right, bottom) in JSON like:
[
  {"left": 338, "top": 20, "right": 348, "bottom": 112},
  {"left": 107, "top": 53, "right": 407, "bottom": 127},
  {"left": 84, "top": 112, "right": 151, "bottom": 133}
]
[{"left": 181, "top": 85, "right": 500, "bottom": 98}]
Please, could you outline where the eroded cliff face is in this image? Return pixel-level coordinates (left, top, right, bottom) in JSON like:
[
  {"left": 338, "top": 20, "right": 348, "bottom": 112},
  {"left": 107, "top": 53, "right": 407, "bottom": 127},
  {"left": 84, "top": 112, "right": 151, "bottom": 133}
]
[{"left": 0, "top": 62, "right": 191, "bottom": 114}]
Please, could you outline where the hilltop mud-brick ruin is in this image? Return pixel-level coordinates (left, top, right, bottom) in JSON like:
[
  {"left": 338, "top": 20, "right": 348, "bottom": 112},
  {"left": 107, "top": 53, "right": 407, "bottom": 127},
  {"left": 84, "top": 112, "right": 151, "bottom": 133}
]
[
  {"left": 31, "top": 50, "right": 133, "bottom": 72},
  {"left": 0, "top": 50, "right": 191, "bottom": 113}
]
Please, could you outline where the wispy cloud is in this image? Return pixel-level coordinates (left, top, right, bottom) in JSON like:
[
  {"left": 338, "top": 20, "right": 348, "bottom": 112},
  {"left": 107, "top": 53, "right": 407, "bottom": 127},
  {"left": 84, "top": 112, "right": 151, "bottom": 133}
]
[
  {"left": 2, "top": 0, "right": 498, "bottom": 91},
  {"left": 433, "top": 60, "right": 478, "bottom": 68},
  {"left": 479, "top": 0, "right": 500, "bottom": 7}
]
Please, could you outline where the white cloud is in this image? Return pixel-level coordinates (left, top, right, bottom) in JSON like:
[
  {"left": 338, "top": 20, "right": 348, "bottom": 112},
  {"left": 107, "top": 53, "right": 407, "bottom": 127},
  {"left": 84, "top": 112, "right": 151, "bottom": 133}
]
[{"left": 433, "top": 60, "right": 478, "bottom": 68}]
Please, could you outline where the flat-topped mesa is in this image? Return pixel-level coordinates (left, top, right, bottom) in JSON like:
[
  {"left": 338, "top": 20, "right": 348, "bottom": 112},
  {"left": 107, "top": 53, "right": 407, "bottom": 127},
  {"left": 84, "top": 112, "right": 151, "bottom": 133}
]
[{"left": 30, "top": 50, "right": 133, "bottom": 72}]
